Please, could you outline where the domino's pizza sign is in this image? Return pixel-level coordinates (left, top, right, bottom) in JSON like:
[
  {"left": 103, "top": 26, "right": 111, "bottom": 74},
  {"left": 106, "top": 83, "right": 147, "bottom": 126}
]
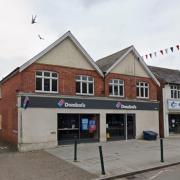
[
  {"left": 57, "top": 99, "right": 86, "bottom": 108},
  {"left": 116, "top": 101, "right": 137, "bottom": 110}
]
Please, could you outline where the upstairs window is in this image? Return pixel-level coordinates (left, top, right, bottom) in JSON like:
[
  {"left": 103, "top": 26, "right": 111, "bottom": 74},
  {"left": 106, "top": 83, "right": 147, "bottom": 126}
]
[
  {"left": 109, "top": 79, "right": 124, "bottom": 97},
  {"left": 36, "top": 71, "right": 58, "bottom": 93},
  {"left": 170, "top": 85, "right": 180, "bottom": 99},
  {"left": 136, "top": 82, "right": 149, "bottom": 98},
  {"left": 76, "top": 75, "right": 94, "bottom": 95}
]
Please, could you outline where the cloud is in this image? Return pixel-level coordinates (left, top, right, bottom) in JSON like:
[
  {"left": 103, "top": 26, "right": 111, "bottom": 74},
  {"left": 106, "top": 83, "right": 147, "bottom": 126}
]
[{"left": 0, "top": 0, "right": 180, "bottom": 79}]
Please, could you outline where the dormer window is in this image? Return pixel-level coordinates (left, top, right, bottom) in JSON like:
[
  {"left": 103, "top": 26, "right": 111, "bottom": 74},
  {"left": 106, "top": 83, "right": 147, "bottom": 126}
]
[{"left": 35, "top": 71, "right": 58, "bottom": 93}]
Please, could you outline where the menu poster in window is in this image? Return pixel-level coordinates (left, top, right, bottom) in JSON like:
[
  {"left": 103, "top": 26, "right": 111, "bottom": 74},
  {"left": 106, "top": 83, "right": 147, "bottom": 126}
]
[
  {"left": 81, "top": 118, "right": 88, "bottom": 130},
  {"left": 89, "top": 119, "right": 96, "bottom": 133}
]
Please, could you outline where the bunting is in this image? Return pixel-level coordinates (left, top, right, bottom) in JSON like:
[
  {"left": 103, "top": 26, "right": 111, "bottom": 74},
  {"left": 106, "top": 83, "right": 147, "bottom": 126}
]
[{"left": 143, "top": 44, "right": 180, "bottom": 59}]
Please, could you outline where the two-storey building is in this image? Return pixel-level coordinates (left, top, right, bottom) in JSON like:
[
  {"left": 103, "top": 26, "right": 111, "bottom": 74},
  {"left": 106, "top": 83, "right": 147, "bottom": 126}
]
[
  {"left": 0, "top": 31, "right": 160, "bottom": 151},
  {"left": 149, "top": 66, "right": 180, "bottom": 137}
]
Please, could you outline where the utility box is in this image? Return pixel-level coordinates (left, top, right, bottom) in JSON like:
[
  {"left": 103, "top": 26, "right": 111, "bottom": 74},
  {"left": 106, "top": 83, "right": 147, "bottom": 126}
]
[{"left": 143, "top": 131, "right": 157, "bottom": 140}]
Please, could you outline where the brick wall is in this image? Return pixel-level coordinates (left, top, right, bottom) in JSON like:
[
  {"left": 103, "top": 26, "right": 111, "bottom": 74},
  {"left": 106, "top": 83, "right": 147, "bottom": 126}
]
[
  {"left": 0, "top": 72, "right": 21, "bottom": 144},
  {"left": 21, "top": 63, "right": 104, "bottom": 96},
  {"left": 105, "top": 73, "right": 158, "bottom": 100}
]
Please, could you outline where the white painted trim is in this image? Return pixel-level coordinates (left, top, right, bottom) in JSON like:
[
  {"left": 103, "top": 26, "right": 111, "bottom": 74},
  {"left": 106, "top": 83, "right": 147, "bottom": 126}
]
[
  {"left": 105, "top": 46, "right": 160, "bottom": 87},
  {"left": 132, "top": 47, "right": 160, "bottom": 86},
  {"left": 19, "top": 31, "right": 104, "bottom": 77}
]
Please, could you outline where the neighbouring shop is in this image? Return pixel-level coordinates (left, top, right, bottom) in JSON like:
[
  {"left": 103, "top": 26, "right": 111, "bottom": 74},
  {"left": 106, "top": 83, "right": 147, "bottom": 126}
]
[
  {"left": 167, "top": 100, "right": 180, "bottom": 135},
  {"left": 168, "top": 114, "right": 180, "bottom": 134}
]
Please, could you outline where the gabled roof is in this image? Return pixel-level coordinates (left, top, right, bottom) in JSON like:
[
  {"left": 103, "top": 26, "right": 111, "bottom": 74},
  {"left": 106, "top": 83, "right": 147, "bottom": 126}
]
[
  {"left": 0, "top": 67, "right": 19, "bottom": 84},
  {"left": 96, "top": 46, "right": 132, "bottom": 72},
  {"left": 96, "top": 46, "right": 160, "bottom": 86},
  {"left": 149, "top": 66, "right": 180, "bottom": 84},
  {"left": 0, "top": 31, "right": 104, "bottom": 84},
  {"left": 19, "top": 31, "right": 103, "bottom": 76}
]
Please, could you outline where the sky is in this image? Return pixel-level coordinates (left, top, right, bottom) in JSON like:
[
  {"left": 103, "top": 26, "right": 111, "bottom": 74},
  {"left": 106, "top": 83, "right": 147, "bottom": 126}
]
[{"left": 0, "top": 0, "right": 180, "bottom": 79}]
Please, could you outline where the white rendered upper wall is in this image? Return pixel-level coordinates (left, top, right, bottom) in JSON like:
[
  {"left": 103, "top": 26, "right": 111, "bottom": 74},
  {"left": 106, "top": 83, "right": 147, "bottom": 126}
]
[
  {"left": 37, "top": 37, "right": 94, "bottom": 70},
  {"left": 111, "top": 52, "right": 150, "bottom": 78}
]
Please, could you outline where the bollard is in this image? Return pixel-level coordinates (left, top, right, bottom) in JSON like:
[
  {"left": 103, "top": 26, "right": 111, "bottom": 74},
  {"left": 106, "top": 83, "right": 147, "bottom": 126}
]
[
  {"left": 160, "top": 138, "right": 164, "bottom": 162},
  {"left": 99, "top": 146, "right": 105, "bottom": 175},
  {"left": 74, "top": 138, "right": 77, "bottom": 162}
]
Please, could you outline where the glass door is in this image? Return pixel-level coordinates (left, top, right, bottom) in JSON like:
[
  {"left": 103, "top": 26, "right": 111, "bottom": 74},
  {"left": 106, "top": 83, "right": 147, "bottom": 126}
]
[
  {"left": 127, "top": 114, "right": 136, "bottom": 139},
  {"left": 106, "top": 114, "right": 125, "bottom": 140}
]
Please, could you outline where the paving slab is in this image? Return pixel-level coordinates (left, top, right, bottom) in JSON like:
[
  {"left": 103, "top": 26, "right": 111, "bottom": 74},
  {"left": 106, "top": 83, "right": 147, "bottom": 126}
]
[
  {"left": 46, "top": 137, "right": 180, "bottom": 178},
  {"left": 0, "top": 151, "right": 97, "bottom": 180}
]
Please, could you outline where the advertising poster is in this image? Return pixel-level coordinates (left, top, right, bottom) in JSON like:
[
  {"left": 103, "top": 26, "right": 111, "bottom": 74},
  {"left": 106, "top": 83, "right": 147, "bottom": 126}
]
[
  {"left": 81, "top": 118, "right": 88, "bottom": 130},
  {"left": 89, "top": 119, "right": 96, "bottom": 133}
]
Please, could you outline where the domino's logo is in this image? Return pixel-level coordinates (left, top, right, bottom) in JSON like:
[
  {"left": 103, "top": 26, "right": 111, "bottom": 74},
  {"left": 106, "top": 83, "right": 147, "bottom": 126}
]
[
  {"left": 116, "top": 102, "right": 122, "bottom": 109},
  {"left": 57, "top": 99, "right": 65, "bottom": 108}
]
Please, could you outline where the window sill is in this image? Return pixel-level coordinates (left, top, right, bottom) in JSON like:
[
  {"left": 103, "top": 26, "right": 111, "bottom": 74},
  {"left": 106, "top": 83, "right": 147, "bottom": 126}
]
[
  {"left": 136, "top": 97, "right": 149, "bottom": 100},
  {"left": 35, "top": 90, "right": 58, "bottom": 94},
  {"left": 109, "top": 95, "right": 124, "bottom": 98},
  {"left": 76, "top": 93, "right": 94, "bottom": 96}
]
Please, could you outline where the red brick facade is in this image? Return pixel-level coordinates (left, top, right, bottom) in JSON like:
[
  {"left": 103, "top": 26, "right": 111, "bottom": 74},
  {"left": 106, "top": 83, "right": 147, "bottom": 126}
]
[{"left": 0, "top": 63, "right": 158, "bottom": 145}]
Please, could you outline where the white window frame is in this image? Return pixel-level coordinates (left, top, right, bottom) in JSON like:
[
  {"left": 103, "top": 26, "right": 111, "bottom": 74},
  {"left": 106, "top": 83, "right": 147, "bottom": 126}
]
[
  {"left": 136, "top": 81, "right": 149, "bottom": 99},
  {"left": 76, "top": 75, "right": 94, "bottom": 95},
  {"left": 170, "top": 85, "right": 180, "bottom": 99},
  {"left": 109, "top": 79, "right": 124, "bottom": 97},
  {"left": 35, "top": 71, "right": 58, "bottom": 93}
]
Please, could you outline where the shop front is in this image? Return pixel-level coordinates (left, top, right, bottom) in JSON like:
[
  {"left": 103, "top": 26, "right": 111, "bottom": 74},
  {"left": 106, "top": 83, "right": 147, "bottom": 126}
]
[
  {"left": 167, "top": 100, "right": 180, "bottom": 135},
  {"left": 18, "top": 95, "right": 159, "bottom": 151}
]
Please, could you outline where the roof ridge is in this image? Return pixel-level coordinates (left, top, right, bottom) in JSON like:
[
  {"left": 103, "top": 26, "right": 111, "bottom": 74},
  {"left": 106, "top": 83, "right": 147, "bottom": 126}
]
[
  {"left": 96, "top": 45, "right": 133, "bottom": 63},
  {"left": 149, "top": 65, "right": 180, "bottom": 72}
]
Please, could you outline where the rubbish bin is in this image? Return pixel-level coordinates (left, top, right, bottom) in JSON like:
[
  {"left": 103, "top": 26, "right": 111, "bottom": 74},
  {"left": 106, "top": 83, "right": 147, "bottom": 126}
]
[{"left": 143, "top": 131, "right": 157, "bottom": 140}]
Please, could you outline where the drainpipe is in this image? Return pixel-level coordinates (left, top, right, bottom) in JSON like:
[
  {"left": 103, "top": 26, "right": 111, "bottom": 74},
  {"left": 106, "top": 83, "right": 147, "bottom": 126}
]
[{"left": 103, "top": 72, "right": 106, "bottom": 96}]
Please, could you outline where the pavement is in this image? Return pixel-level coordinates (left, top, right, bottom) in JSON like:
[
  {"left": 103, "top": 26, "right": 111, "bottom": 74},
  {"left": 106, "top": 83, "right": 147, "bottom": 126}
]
[
  {"left": 46, "top": 137, "right": 180, "bottom": 179},
  {"left": 0, "top": 150, "right": 97, "bottom": 180}
]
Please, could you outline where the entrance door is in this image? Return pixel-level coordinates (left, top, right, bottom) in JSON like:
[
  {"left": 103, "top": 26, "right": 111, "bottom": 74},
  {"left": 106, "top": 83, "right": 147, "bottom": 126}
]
[
  {"left": 127, "top": 114, "right": 136, "bottom": 139},
  {"left": 106, "top": 114, "right": 136, "bottom": 140},
  {"left": 106, "top": 114, "right": 125, "bottom": 140}
]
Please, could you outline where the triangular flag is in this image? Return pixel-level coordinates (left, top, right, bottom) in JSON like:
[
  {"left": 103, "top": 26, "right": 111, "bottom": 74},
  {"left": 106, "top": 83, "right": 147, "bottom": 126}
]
[
  {"left": 176, "top": 45, "right": 179, "bottom": 50},
  {"left": 145, "top": 54, "right": 148, "bottom": 59},
  {"left": 165, "top": 48, "right": 168, "bottom": 54},
  {"left": 149, "top": 53, "right": 152, "bottom": 58},
  {"left": 160, "top": 50, "right": 163, "bottom": 55},
  {"left": 170, "top": 47, "right": 174, "bottom": 52},
  {"left": 154, "top": 52, "right": 157, "bottom": 57}
]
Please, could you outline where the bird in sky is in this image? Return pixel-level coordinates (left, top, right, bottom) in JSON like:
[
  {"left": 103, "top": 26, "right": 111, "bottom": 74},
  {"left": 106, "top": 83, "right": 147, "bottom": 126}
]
[
  {"left": 31, "top": 15, "right": 37, "bottom": 24},
  {"left": 38, "top": 34, "right": 44, "bottom": 40}
]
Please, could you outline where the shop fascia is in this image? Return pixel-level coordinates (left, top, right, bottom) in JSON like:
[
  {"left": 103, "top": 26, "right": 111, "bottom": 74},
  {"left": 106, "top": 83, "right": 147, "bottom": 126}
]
[{"left": 58, "top": 99, "right": 137, "bottom": 110}]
